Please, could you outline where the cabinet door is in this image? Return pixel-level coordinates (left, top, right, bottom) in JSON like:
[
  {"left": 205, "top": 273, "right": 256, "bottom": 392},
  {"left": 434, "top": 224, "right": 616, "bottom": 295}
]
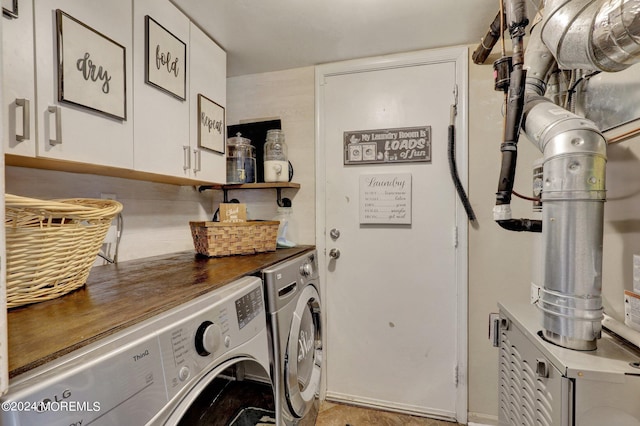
[
  {"left": 133, "top": 0, "right": 190, "bottom": 178},
  {"left": 34, "top": 0, "right": 133, "bottom": 168},
  {"left": 3, "top": 1, "right": 36, "bottom": 157},
  {"left": 189, "top": 22, "right": 226, "bottom": 183}
]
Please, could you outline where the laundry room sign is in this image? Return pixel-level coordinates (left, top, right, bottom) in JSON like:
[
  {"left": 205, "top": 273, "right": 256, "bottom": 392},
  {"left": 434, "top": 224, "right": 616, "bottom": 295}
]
[
  {"left": 359, "top": 173, "right": 412, "bottom": 225},
  {"left": 344, "top": 126, "right": 431, "bottom": 164}
]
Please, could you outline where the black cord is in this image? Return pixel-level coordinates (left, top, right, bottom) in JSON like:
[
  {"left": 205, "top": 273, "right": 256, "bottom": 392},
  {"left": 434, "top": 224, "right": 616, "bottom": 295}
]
[{"left": 448, "top": 124, "right": 477, "bottom": 222}]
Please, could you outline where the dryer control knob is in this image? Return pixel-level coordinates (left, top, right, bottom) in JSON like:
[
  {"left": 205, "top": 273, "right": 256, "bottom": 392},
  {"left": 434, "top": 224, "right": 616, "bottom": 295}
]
[
  {"left": 300, "top": 262, "right": 313, "bottom": 277},
  {"left": 195, "top": 321, "right": 222, "bottom": 356}
]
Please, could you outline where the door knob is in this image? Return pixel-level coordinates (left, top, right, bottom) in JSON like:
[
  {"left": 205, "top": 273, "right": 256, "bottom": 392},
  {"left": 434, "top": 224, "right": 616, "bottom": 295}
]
[
  {"left": 330, "top": 228, "right": 341, "bottom": 240},
  {"left": 329, "top": 248, "right": 341, "bottom": 259}
]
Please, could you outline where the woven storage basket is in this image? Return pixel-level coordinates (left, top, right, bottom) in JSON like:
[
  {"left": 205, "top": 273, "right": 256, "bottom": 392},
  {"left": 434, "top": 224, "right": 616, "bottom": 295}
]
[
  {"left": 190, "top": 221, "right": 279, "bottom": 257},
  {"left": 4, "top": 194, "right": 123, "bottom": 308}
]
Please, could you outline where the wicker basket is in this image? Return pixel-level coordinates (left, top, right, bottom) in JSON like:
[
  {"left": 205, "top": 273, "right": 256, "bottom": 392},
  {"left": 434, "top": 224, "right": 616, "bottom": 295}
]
[
  {"left": 190, "top": 220, "right": 279, "bottom": 257},
  {"left": 4, "top": 194, "right": 123, "bottom": 308}
]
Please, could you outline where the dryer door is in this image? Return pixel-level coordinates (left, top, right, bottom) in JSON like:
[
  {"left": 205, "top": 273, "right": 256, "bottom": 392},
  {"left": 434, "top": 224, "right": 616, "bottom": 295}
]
[{"left": 285, "top": 284, "right": 322, "bottom": 418}]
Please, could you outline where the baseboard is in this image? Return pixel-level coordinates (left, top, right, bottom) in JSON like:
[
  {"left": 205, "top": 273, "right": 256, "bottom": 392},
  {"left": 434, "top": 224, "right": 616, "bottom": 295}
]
[
  {"left": 324, "top": 392, "right": 456, "bottom": 422},
  {"left": 467, "top": 411, "right": 499, "bottom": 426}
]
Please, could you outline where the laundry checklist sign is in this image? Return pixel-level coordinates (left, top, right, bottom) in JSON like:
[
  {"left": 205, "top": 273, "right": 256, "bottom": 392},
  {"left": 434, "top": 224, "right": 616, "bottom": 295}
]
[{"left": 359, "top": 173, "right": 412, "bottom": 225}]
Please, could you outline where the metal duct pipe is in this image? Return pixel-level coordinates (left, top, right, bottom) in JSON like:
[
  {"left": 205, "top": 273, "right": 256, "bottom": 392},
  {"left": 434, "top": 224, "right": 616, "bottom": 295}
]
[
  {"left": 542, "top": 0, "right": 640, "bottom": 72},
  {"left": 524, "top": 18, "right": 556, "bottom": 98},
  {"left": 522, "top": 99, "right": 607, "bottom": 350}
]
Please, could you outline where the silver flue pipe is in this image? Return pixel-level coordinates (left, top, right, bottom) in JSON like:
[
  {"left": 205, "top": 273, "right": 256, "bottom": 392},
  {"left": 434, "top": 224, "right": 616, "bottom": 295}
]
[
  {"left": 523, "top": 6, "right": 608, "bottom": 350},
  {"left": 523, "top": 97, "right": 607, "bottom": 350},
  {"left": 542, "top": 0, "right": 640, "bottom": 72}
]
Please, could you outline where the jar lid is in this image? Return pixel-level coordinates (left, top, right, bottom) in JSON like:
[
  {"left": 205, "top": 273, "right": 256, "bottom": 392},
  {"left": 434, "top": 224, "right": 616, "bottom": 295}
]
[
  {"left": 227, "top": 132, "right": 251, "bottom": 146},
  {"left": 266, "top": 129, "right": 285, "bottom": 141}
]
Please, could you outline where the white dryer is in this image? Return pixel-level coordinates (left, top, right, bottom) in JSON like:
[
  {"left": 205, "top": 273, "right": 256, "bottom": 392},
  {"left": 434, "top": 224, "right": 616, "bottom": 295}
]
[
  {"left": 262, "top": 250, "right": 323, "bottom": 426},
  {"left": 0, "top": 276, "right": 275, "bottom": 426}
]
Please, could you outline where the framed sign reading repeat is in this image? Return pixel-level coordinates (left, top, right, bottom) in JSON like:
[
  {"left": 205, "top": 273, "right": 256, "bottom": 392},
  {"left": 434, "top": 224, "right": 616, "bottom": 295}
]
[
  {"left": 198, "top": 94, "right": 225, "bottom": 154},
  {"left": 56, "top": 9, "right": 127, "bottom": 120},
  {"left": 145, "top": 15, "right": 186, "bottom": 100}
]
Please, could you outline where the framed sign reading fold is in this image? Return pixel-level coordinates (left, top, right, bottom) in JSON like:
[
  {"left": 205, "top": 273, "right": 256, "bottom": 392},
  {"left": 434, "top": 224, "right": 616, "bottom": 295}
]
[
  {"left": 56, "top": 9, "right": 127, "bottom": 120},
  {"left": 145, "top": 15, "right": 186, "bottom": 100}
]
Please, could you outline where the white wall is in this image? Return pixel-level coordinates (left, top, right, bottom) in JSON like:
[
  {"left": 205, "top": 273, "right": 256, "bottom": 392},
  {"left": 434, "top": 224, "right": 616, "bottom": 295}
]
[
  {"left": 467, "top": 52, "right": 540, "bottom": 424},
  {"left": 5, "top": 166, "right": 214, "bottom": 263},
  {"left": 225, "top": 66, "right": 316, "bottom": 245},
  {"left": 602, "top": 141, "right": 640, "bottom": 319}
]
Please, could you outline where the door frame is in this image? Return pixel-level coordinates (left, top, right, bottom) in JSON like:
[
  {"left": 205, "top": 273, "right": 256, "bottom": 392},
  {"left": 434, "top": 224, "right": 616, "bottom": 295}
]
[{"left": 314, "top": 46, "right": 469, "bottom": 423}]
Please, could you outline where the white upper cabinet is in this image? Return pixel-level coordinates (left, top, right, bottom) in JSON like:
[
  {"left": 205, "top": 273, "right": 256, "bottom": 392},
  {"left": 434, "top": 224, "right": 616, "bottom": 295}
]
[
  {"left": 188, "top": 22, "right": 226, "bottom": 183},
  {"left": 3, "top": 0, "right": 226, "bottom": 184},
  {"left": 133, "top": 1, "right": 227, "bottom": 181},
  {"left": 2, "top": 1, "right": 37, "bottom": 157},
  {"left": 132, "top": 0, "right": 191, "bottom": 178},
  {"left": 33, "top": 0, "right": 134, "bottom": 168}
]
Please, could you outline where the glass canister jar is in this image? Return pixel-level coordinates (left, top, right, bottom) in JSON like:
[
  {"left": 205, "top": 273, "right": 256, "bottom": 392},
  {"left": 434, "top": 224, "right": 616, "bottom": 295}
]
[
  {"left": 226, "top": 133, "right": 256, "bottom": 184},
  {"left": 263, "top": 129, "right": 288, "bottom": 182}
]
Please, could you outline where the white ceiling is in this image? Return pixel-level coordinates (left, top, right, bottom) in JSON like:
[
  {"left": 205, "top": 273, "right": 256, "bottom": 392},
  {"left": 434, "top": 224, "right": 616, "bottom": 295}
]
[{"left": 170, "top": 0, "right": 509, "bottom": 77}]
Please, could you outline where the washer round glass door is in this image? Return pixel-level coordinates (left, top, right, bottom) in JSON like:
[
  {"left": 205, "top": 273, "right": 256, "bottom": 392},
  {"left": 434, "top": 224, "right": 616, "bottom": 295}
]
[
  {"left": 155, "top": 358, "right": 275, "bottom": 425},
  {"left": 285, "top": 284, "right": 322, "bottom": 418}
]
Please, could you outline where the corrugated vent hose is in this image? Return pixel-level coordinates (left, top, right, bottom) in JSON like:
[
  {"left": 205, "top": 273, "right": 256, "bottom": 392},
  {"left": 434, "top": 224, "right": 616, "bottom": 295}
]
[{"left": 448, "top": 102, "right": 476, "bottom": 222}]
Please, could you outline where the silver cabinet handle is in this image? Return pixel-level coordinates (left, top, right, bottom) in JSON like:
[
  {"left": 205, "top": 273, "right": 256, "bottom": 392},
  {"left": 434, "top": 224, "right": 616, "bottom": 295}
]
[
  {"left": 193, "top": 149, "right": 201, "bottom": 173},
  {"left": 48, "top": 106, "right": 62, "bottom": 145},
  {"left": 183, "top": 146, "right": 191, "bottom": 171},
  {"left": 15, "top": 98, "right": 30, "bottom": 142}
]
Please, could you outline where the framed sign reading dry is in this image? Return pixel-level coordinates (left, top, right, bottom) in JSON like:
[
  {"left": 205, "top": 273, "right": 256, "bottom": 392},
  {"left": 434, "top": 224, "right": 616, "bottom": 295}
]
[
  {"left": 145, "top": 15, "right": 186, "bottom": 100},
  {"left": 198, "top": 94, "right": 225, "bottom": 154},
  {"left": 56, "top": 9, "right": 127, "bottom": 120}
]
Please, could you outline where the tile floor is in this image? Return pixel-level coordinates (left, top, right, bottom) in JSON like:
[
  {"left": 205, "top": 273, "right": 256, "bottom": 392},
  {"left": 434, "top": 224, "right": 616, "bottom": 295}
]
[{"left": 315, "top": 401, "right": 461, "bottom": 426}]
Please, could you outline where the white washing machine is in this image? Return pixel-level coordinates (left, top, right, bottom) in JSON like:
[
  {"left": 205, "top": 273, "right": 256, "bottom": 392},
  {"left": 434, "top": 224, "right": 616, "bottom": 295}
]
[
  {"left": 0, "top": 276, "right": 275, "bottom": 426},
  {"left": 262, "top": 250, "right": 323, "bottom": 426}
]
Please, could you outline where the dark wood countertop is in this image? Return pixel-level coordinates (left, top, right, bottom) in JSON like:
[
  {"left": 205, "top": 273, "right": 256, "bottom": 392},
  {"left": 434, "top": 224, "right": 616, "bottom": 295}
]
[{"left": 7, "top": 246, "right": 314, "bottom": 378}]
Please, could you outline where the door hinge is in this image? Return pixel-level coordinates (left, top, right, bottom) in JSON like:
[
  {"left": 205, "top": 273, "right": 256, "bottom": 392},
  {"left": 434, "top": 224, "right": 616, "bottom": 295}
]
[{"left": 453, "top": 226, "right": 458, "bottom": 248}]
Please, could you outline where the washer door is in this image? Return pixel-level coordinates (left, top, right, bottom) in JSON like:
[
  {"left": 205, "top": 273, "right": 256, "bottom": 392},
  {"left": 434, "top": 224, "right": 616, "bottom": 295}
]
[
  {"left": 149, "top": 358, "right": 275, "bottom": 425},
  {"left": 285, "top": 284, "right": 322, "bottom": 418}
]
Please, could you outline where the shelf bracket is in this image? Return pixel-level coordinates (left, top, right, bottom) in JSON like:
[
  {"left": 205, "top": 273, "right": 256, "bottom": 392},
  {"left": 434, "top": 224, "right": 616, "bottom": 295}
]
[
  {"left": 277, "top": 188, "right": 284, "bottom": 207},
  {"left": 198, "top": 184, "right": 296, "bottom": 207},
  {"left": 276, "top": 189, "right": 293, "bottom": 208}
]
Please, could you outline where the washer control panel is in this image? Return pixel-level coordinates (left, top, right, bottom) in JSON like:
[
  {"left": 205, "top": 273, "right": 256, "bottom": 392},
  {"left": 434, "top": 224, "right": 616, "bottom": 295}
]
[
  {"left": 236, "top": 286, "right": 264, "bottom": 329},
  {"left": 158, "top": 276, "right": 266, "bottom": 400}
]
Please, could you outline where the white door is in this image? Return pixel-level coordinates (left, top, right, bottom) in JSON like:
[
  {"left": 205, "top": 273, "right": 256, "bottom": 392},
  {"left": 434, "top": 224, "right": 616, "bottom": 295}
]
[{"left": 316, "top": 47, "right": 468, "bottom": 422}]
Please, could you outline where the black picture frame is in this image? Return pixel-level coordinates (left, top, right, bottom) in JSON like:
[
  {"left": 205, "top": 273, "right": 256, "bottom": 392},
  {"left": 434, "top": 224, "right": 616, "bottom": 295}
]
[
  {"left": 198, "top": 94, "right": 225, "bottom": 154},
  {"left": 144, "top": 15, "right": 186, "bottom": 100},
  {"left": 2, "top": 0, "right": 18, "bottom": 19},
  {"left": 56, "top": 9, "right": 127, "bottom": 120}
]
